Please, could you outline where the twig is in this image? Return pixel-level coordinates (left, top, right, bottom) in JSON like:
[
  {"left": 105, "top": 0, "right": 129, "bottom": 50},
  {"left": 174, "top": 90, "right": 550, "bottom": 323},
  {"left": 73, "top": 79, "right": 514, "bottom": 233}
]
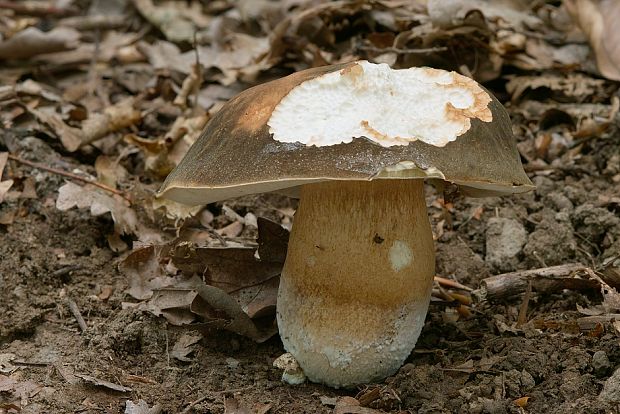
[
  {"left": 58, "top": 15, "right": 126, "bottom": 30},
  {"left": 472, "top": 263, "right": 598, "bottom": 302},
  {"left": 577, "top": 314, "right": 620, "bottom": 331},
  {"left": 516, "top": 280, "right": 532, "bottom": 328},
  {"left": 65, "top": 299, "right": 88, "bottom": 332},
  {"left": 434, "top": 275, "right": 473, "bottom": 292},
  {"left": 7, "top": 154, "right": 131, "bottom": 203},
  {"left": 358, "top": 45, "right": 448, "bottom": 54},
  {"left": 52, "top": 264, "right": 83, "bottom": 278}
]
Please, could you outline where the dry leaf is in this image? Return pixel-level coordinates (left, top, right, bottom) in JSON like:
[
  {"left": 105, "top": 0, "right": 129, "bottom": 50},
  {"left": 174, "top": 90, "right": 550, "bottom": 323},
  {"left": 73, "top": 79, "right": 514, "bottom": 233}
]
[
  {"left": 513, "top": 396, "right": 530, "bottom": 407},
  {"left": 152, "top": 196, "right": 202, "bottom": 221},
  {"left": 137, "top": 40, "right": 187, "bottom": 73},
  {"left": 0, "top": 153, "right": 14, "bottom": 204},
  {"left": 147, "top": 288, "right": 198, "bottom": 326},
  {"left": 333, "top": 397, "right": 383, "bottom": 414},
  {"left": 428, "top": 0, "right": 542, "bottom": 30},
  {"left": 125, "top": 113, "right": 208, "bottom": 179},
  {"left": 566, "top": 0, "right": 620, "bottom": 81},
  {"left": 26, "top": 106, "right": 83, "bottom": 152},
  {"left": 95, "top": 155, "right": 128, "bottom": 189},
  {"left": 124, "top": 399, "right": 162, "bottom": 414},
  {"left": 170, "top": 243, "right": 281, "bottom": 295},
  {"left": 29, "top": 98, "right": 140, "bottom": 152},
  {"left": 120, "top": 232, "right": 281, "bottom": 341},
  {"left": 56, "top": 182, "right": 138, "bottom": 236},
  {"left": 132, "top": 0, "right": 210, "bottom": 44},
  {"left": 171, "top": 332, "right": 202, "bottom": 362},
  {"left": 54, "top": 182, "right": 161, "bottom": 252},
  {"left": 0, "top": 26, "right": 80, "bottom": 60},
  {"left": 190, "top": 275, "right": 277, "bottom": 342},
  {"left": 74, "top": 373, "right": 132, "bottom": 392},
  {"left": 0, "top": 374, "right": 42, "bottom": 409},
  {"left": 506, "top": 74, "right": 605, "bottom": 103},
  {"left": 0, "top": 354, "right": 17, "bottom": 374},
  {"left": 120, "top": 245, "right": 172, "bottom": 300}
]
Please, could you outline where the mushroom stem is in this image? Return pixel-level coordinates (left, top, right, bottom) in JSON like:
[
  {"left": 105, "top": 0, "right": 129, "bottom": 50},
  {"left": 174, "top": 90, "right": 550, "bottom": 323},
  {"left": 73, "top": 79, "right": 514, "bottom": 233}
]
[{"left": 277, "top": 179, "right": 435, "bottom": 388}]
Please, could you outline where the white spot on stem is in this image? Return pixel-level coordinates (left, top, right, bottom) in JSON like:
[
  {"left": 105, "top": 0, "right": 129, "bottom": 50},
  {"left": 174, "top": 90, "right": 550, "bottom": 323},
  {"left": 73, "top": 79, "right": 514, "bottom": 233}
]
[{"left": 389, "top": 240, "right": 413, "bottom": 272}]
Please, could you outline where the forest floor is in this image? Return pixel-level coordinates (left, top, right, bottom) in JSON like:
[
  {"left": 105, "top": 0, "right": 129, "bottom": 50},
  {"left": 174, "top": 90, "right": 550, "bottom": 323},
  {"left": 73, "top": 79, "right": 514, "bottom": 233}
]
[{"left": 1, "top": 1, "right": 620, "bottom": 413}]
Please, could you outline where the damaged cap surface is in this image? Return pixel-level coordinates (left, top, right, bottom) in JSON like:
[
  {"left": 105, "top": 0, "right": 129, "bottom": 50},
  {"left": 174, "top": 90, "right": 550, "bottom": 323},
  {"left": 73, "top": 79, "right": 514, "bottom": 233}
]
[
  {"left": 268, "top": 61, "right": 492, "bottom": 148},
  {"left": 159, "top": 61, "right": 533, "bottom": 205}
]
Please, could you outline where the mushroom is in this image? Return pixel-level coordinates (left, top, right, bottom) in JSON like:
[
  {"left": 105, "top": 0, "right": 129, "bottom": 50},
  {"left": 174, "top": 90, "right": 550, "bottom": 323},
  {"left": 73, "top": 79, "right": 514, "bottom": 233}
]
[{"left": 158, "top": 61, "right": 534, "bottom": 388}]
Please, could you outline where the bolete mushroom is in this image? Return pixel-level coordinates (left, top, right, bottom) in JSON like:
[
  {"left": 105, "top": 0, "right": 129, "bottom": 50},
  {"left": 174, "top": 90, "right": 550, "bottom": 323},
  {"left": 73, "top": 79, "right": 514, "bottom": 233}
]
[{"left": 158, "top": 61, "right": 534, "bottom": 388}]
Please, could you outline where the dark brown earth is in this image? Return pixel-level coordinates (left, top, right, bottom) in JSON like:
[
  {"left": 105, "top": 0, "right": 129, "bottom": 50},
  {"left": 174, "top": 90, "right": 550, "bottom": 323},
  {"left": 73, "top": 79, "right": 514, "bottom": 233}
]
[
  {"left": 1, "top": 126, "right": 620, "bottom": 413},
  {"left": 2, "top": 1, "right": 620, "bottom": 413}
]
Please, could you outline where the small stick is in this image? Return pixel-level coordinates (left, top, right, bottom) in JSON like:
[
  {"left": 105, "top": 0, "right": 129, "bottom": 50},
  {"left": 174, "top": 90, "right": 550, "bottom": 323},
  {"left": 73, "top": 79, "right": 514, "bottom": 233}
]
[
  {"left": 52, "top": 264, "right": 83, "bottom": 278},
  {"left": 58, "top": 15, "right": 126, "bottom": 30},
  {"left": 516, "top": 280, "right": 532, "bottom": 328},
  {"left": 181, "top": 386, "right": 253, "bottom": 414},
  {"left": 7, "top": 154, "right": 130, "bottom": 202},
  {"left": 358, "top": 45, "right": 448, "bottom": 54},
  {"left": 577, "top": 314, "right": 620, "bottom": 331},
  {"left": 472, "top": 263, "right": 598, "bottom": 302},
  {"left": 65, "top": 299, "right": 88, "bottom": 332},
  {"left": 434, "top": 275, "right": 473, "bottom": 292}
]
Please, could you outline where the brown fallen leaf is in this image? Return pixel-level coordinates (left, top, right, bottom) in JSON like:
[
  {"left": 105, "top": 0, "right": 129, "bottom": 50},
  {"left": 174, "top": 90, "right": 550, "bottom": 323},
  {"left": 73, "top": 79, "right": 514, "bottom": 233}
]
[
  {"left": 506, "top": 74, "right": 605, "bottom": 103},
  {"left": 95, "top": 155, "right": 128, "bottom": 189},
  {"left": 26, "top": 106, "right": 82, "bottom": 153},
  {"left": 56, "top": 182, "right": 161, "bottom": 251},
  {"left": 256, "top": 217, "right": 290, "bottom": 263},
  {"left": 428, "top": 0, "right": 542, "bottom": 30},
  {"left": 0, "top": 374, "right": 42, "bottom": 410},
  {"left": 28, "top": 98, "right": 141, "bottom": 152},
  {"left": 0, "top": 152, "right": 14, "bottom": 204},
  {"left": 98, "top": 285, "right": 114, "bottom": 301},
  {"left": 124, "top": 399, "right": 163, "bottom": 414},
  {"left": 56, "top": 182, "right": 137, "bottom": 233},
  {"left": 0, "top": 353, "right": 17, "bottom": 374},
  {"left": 171, "top": 332, "right": 203, "bottom": 362},
  {"left": 120, "top": 245, "right": 173, "bottom": 300},
  {"left": 566, "top": 0, "right": 620, "bottom": 81},
  {"left": 120, "top": 217, "right": 285, "bottom": 341},
  {"left": 333, "top": 397, "right": 383, "bottom": 414},
  {"left": 514, "top": 396, "right": 530, "bottom": 407},
  {"left": 74, "top": 373, "right": 132, "bottom": 392},
  {"left": 58, "top": 14, "right": 126, "bottom": 31},
  {"left": 132, "top": 0, "right": 210, "bottom": 44},
  {"left": 587, "top": 269, "right": 620, "bottom": 313},
  {"left": 125, "top": 113, "right": 208, "bottom": 179},
  {"left": 174, "top": 62, "right": 204, "bottom": 109},
  {"left": 0, "top": 26, "right": 80, "bottom": 60},
  {"left": 189, "top": 275, "right": 277, "bottom": 342}
]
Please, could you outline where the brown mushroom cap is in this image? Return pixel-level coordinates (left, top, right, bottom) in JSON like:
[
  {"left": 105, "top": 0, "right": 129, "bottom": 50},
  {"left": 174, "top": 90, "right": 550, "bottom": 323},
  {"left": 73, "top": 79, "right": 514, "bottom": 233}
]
[{"left": 158, "top": 61, "right": 533, "bottom": 205}]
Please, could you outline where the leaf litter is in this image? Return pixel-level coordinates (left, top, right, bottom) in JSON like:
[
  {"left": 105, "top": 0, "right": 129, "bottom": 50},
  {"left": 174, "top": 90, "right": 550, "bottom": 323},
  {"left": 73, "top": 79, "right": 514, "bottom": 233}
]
[{"left": 0, "top": 0, "right": 620, "bottom": 412}]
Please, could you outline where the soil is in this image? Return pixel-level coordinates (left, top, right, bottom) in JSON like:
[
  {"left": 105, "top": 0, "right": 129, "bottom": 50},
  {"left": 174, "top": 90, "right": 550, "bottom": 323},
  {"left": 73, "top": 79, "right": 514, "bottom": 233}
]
[
  {"left": 1, "top": 2, "right": 620, "bottom": 413},
  {"left": 1, "top": 125, "right": 620, "bottom": 414}
]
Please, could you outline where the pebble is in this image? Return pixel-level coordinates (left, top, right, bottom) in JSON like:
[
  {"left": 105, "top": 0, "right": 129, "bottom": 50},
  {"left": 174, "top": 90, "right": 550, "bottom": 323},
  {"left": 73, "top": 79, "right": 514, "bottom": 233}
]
[
  {"left": 599, "top": 365, "right": 620, "bottom": 403},
  {"left": 485, "top": 217, "right": 527, "bottom": 272},
  {"left": 592, "top": 350, "right": 611, "bottom": 377},
  {"left": 598, "top": 368, "right": 620, "bottom": 403}
]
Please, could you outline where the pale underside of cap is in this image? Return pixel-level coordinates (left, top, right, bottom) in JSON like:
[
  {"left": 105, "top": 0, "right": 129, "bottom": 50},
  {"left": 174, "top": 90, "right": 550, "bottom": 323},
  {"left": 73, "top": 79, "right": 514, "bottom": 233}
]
[{"left": 158, "top": 61, "right": 534, "bottom": 205}]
